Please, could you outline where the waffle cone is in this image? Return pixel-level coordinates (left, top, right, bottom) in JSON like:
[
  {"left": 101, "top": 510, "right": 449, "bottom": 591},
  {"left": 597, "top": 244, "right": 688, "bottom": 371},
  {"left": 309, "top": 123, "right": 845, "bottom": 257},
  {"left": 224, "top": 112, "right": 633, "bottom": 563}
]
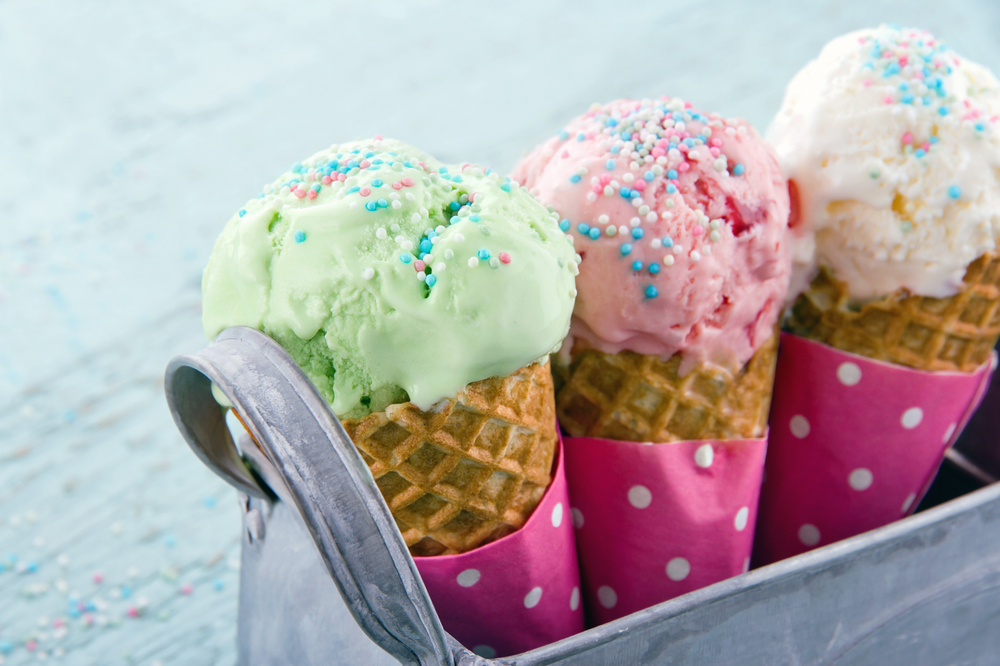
[
  {"left": 786, "top": 252, "right": 1000, "bottom": 373},
  {"left": 340, "top": 361, "right": 558, "bottom": 556},
  {"left": 554, "top": 331, "right": 779, "bottom": 442}
]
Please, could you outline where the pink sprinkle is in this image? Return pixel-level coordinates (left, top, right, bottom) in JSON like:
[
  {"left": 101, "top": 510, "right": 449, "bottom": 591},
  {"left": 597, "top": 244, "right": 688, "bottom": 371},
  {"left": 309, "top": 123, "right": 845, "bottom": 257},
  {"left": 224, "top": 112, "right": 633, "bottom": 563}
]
[
  {"left": 338, "top": 173, "right": 347, "bottom": 182},
  {"left": 181, "top": 583, "right": 194, "bottom": 595},
  {"left": 359, "top": 160, "right": 371, "bottom": 168},
  {"left": 293, "top": 188, "right": 306, "bottom": 199},
  {"left": 401, "top": 177, "right": 414, "bottom": 187},
  {"left": 591, "top": 184, "right": 603, "bottom": 194},
  {"left": 884, "top": 95, "right": 895, "bottom": 105},
  {"left": 127, "top": 607, "right": 139, "bottom": 618},
  {"left": 678, "top": 162, "right": 691, "bottom": 173},
  {"left": 392, "top": 182, "right": 402, "bottom": 190},
  {"left": 710, "top": 138, "right": 723, "bottom": 147},
  {"left": 469, "top": 192, "right": 479, "bottom": 202},
  {"left": 413, "top": 260, "right": 426, "bottom": 272},
  {"left": 862, "top": 79, "right": 873, "bottom": 87},
  {"left": 322, "top": 176, "right": 332, "bottom": 185},
  {"left": 899, "top": 56, "right": 908, "bottom": 66},
  {"left": 683, "top": 101, "right": 693, "bottom": 109},
  {"left": 710, "top": 147, "right": 721, "bottom": 157},
  {"left": 693, "top": 226, "right": 704, "bottom": 236},
  {"left": 599, "top": 174, "right": 612, "bottom": 186},
  {"left": 633, "top": 180, "right": 647, "bottom": 191},
  {"left": 922, "top": 142, "right": 931, "bottom": 151},
  {"left": 306, "top": 189, "right": 317, "bottom": 199},
  {"left": 359, "top": 187, "right": 371, "bottom": 197},
  {"left": 93, "top": 573, "right": 104, "bottom": 584},
  {"left": 561, "top": 150, "right": 570, "bottom": 158},
  {"left": 26, "top": 640, "right": 37, "bottom": 652},
  {"left": 499, "top": 252, "right": 511, "bottom": 264},
  {"left": 679, "top": 143, "right": 689, "bottom": 152},
  {"left": 901, "top": 132, "right": 913, "bottom": 144},
  {"left": 913, "top": 71, "right": 924, "bottom": 80},
  {"left": 651, "top": 147, "right": 665, "bottom": 158},
  {"left": 374, "top": 134, "right": 383, "bottom": 140}
]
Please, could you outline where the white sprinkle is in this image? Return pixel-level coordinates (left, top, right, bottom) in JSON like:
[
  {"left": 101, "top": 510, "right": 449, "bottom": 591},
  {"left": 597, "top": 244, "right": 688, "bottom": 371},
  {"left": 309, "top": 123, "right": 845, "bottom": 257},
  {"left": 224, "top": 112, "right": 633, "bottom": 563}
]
[
  {"left": 651, "top": 238, "right": 662, "bottom": 249},
  {"left": 663, "top": 255, "right": 675, "bottom": 266},
  {"left": 444, "top": 249, "right": 455, "bottom": 260},
  {"left": 603, "top": 185, "right": 614, "bottom": 196},
  {"left": 606, "top": 225, "right": 617, "bottom": 237},
  {"left": 454, "top": 233, "right": 465, "bottom": 243},
  {"left": 423, "top": 254, "right": 434, "bottom": 263},
  {"left": 618, "top": 225, "right": 629, "bottom": 236},
  {"left": 703, "top": 244, "right": 712, "bottom": 255},
  {"left": 673, "top": 244, "right": 684, "bottom": 254},
  {"left": 646, "top": 212, "right": 658, "bottom": 223},
  {"left": 597, "top": 214, "right": 610, "bottom": 224},
  {"left": 405, "top": 192, "right": 415, "bottom": 201},
  {"left": 489, "top": 257, "right": 500, "bottom": 268},
  {"left": 435, "top": 262, "right": 446, "bottom": 272},
  {"left": 468, "top": 257, "right": 479, "bottom": 268},
  {"left": 411, "top": 213, "right": 421, "bottom": 223},
  {"left": 416, "top": 272, "right": 425, "bottom": 281},
  {"left": 569, "top": 261, "right": 579, "bottom": 275},
  {"left": 391, "top": 200, "right": 401, "bottom": 209},
  {"left": 652, "top": 164, "right": 664, "bottom": 175},
  {"left": 638, "top": 205, "right": 650, "bottom": 216},
  {"left": 420, "top": 207, "right": 428, "bottom": 218},
  {"left": 623, "top": 173, "right": 635, "bottom": 183},
  {"left": 691, "top": 250, "right": 702, "bottom": 261},
  {"left": 430, "top": 236, "right": 439, "bottom": 245},
  {"left": 401, "top": 240, "right": 413, "bottom": 251},
  {"left": 376, "top": 228, "right": 387, "bottom": 240},
  {"left": 666, "top": 198, "right": 675, "bottom": 208},
  {"left": 630, "top": 217, "right": 641, "bottom": 227},
  {"left": 390, "top": 223, "right": 400, "bottom": 233},
  {"left": 710, "top": 230, "right": 721, "bottom": 242},
  {"left": 586, "top": 192, "right": 597, "bottom": 202},
  {"left": 349, "top": 201, "right": 358, "bottom": 210},
  {"left": 389, "top": 192, "right": 400, "bottom": 200},
  {"left": 362, "top": 268, "right": 375, "bottom": 280}
]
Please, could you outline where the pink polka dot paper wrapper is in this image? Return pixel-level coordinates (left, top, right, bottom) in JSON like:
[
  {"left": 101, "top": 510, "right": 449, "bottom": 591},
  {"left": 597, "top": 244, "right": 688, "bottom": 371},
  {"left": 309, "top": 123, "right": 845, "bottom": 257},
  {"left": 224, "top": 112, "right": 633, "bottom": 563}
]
[
  {"left": 562, "top": 433, "right": 767, "bottom": 625},
  {"left": 754, "top": 333, "right": 995, "bottom": 566},
  {"left": 413, "top": 436, "right": 584, "bottom": 659}
]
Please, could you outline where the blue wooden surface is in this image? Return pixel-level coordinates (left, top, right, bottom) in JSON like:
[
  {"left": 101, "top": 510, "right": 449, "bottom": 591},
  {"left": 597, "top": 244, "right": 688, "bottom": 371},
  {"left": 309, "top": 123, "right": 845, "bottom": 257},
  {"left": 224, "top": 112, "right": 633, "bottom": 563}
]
[{"left": 2, "top": 2, "right": 999, "bottom": 664}]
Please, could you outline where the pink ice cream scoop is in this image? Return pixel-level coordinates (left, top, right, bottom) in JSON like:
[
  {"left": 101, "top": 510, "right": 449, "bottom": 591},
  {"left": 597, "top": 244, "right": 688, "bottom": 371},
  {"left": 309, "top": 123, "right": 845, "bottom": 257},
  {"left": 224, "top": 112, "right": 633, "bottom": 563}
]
[{"left": 513, "top": 98, "right": 791, "bottom": 370}]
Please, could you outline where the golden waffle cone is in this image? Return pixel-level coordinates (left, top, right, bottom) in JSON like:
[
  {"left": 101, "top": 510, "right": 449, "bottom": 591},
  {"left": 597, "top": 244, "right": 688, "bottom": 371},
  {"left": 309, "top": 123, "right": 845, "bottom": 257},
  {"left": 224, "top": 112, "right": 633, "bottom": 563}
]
[
  {"left": 555, "top": 331, "right": 779, "bottom": 442},
  {"left": 340, "top": 361, "right": 558, "bottom": 556},
  {"left": 786, "top": 252, "right": 1000, "bottom": 373}
]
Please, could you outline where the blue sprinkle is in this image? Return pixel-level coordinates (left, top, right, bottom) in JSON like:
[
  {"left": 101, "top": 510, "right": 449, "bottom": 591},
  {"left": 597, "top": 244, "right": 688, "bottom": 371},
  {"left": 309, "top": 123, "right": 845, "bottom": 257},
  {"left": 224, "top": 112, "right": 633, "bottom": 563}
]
[
  {"left": 311, "top": 183, "right": 321, "bottom": 192},
  {"left": 164, "top": 535, "right": 176, "bottom": 548},
  {"left": 26, "top": 561, "right": 38, "bottom": 573},
  {"left": 203, "top": 497, "right": 217, "bottom": 509},
  {"left": 238, "top": 209, "right": 247, "bottom": 217},
  {"left": 450, "top": 216, "right": 461, "bottom": 225},
  {"left": 632, "top": 261, "right": 643, "bottom": 271},
  {"left": 578, "top": 223, "right": 590, "bottom": 235},
  {"left": 470, "top": 214, "right": 481, "bottom": 222},
  {"left": 452, "top": 175, "right": 463, "bottom": 183},
  {"left": 621, "top": 187, "right": 631, "bottom": 198},
  {"left": 121, "top": 585, "right": 132, "bottom": 599},
  {"left": 477, "top": 249, "right": 491, "bottom": 261},
  {"left": 666, "top": 184, "right": 678, "bottom": 194},
  {"left": 898, "top": 82, "right": 909, "bottom": 91},
  {"left": 449, "top": 201, "right": 461, "bottom": 211},
  {"left": 558, "top": 130, "right": 569, "bottom": 140},
  {"left": 365, "top": 201, "right": 377, "bottom": 212},
  {"left": 620, "top": 244, "right": 632, "bottom": 256},
  {"left": 733, "top": 164, "right": 745, "bottom": 176},
  {"left": 605, "top": 117, "right": 618, "bottom": 127},
  {"left": 500, "top": 183, "right": 512, "bottom": 192},
  {"left": 420, "top": 240, "right": 433, "bottom": 253},
  {"left": 901, "top": 93, "right": 914, "bottom": 104},
  {"left": 631, "top": 228, "right": 643, "bottom": 239},
  {"left": 559, "top": 219, "right": 570, "bottom": 231},
  {"left": 419, "top": 252, "right": 427, "bottom": 260},
  {"left": 883, "top": 62, "right": 901, "bottom": 77},
  {"left": 85, "top": 601, "right": 96, "bottom": 611},
  {"left": 577, "top": 132, "right": 586, "bottom": 142},
  {"left": 915, "top": 149, "right": 926, "bottom": 158},
  {"left": 663, "top": 236, "right": 674, "bottom": 248},
  {"left": 976, "top": 122, "right": 986, "bottom": 131},
  {"left": 683, "top": 138, "right": 697, "bottom": 147},
  {"left": 372, "top": 179, "right": 383, "bottom": 187},
  {"left": 0, "top": 641, "right": 14, "bottom": 655},
  {"left": 610, "top": 146, "right": 621, "bottom": 154},
  {"left": 364, "top": 151, "right": 375, "bottom": 158},
  {"left": 930, "top": 136, "right": 940, "bottom": 144},
  {"left": 588, "top": 227, "right": 600, "bottom": 240},
  {"left": 294, "top": 230, "right": 306, "bottom": 243},
  {"left": 439, "top": 167, "right": 449, "bottom": 174},
  {"left": 649, "top": 263, "right": 660, "bottom": 274},
  {"left": 645, "top": 285, "right": 658, "bottom": 299},
  {"left": 63, "top": 409, "right": 76, "bottom": 423},
  {"left": 605, "top": 159, "right": 616, "bottom": 170},
  {"left": 667, "top": 169, "right": 678, "bottom": 180},
  {"left": 400, "top": 253, "right": 413, "bottom": 264},
  {"left": 620, "top": 131, "right": 630, "bottom": 140},
  {"left": 630, "top": 190, "right": 641, "bottom": 199},
  {"left": 376, "top": 199, "right": 388, "bottom": 208},
  {"left": 569, "top": 174, "right": 581, "bottom": 183},
  {"left": 347, "top": 186, "right": 360, "bottom": 194},
  {"left": 291, "top": 162, "right": 303, "bottom": 173},
  {"left": 644, "top": 171, "right": 654, "bottom": 181},
  {"left": 213, "top": 579, "right": 225, "bottom": 591},
  {"left": 68, "top": 608, "right": 82, "bottom": 619},
  {"left": 425, "top": 274, "right": 437, "bottom": 287},
  {"left": 948, "top": 185, "right": 962, "bottom": 199},
  {"left": 346, "top": 160, "right": 360, "bottom": 169},
  {"left": 922, "top": 97, "right": 932, "bottom": 106}
]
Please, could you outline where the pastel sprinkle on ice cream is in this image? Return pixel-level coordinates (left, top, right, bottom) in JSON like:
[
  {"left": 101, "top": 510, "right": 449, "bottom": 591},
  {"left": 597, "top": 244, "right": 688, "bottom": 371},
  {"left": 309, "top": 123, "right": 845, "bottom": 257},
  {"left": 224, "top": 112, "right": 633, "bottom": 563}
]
[
  {"left": 202, "top": 137, "right": 578, "bottom": 418},
  {"left": 513, "top": 98, "right": 791, "bottom": 373},
  {"left": 768, "top": 24, "right": 1000, "bottom": 301}
]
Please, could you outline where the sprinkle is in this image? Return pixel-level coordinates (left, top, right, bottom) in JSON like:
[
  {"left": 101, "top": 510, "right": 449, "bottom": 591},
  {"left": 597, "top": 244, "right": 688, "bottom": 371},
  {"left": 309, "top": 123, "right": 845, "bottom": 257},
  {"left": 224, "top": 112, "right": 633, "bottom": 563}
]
[
  {"left": 948, "top": 185, "right": 962, "bottom": 199},
  {"left": 733, "top": 164, "right": 745, "bottom": 176},
  {"left": 631, "top": 228, "right": 643, "bottom": 239},
  {"left": 605, "top": 159, "right": 616, "bottom": 170},
  {"left": 645, "top": 285, "right": 658, "bottom": 298},
  {"left": 362, "top": 268, "right": 375, "bottom": 280},
  {"left": 632, "top": 261, "right": 643, "bottom": 271},
  {"left": 577, "top": 132, "right": 586, "bottom": 141},
  {"left": 294, "top": 230, "right": 306, "bottom": 243},
  {"left": 401, "top": 177, "right": 414, "bottom": 187},
  {"left": 414, "top": 260, "right": 426, "bottom": 272},
  {"left": 559, "top": 219, "right": 571, "bottom": 231},
  {"left": 588, "top": 227, "right": 600, "bottom": 240},
  {"left": 649, "top": 263, "right": 660, "bottom": 274},
  {"left": 489, "top": 257, "right": 501, "bottom": 268},
  {"left": 400, "top": 253, "right": 413, "bottom": 264},
  {"left": 643, "top": 171, "right": 655, "bottom": 181},
  {"left": 371, "top": 179, "right": 383, "bottom": 187},
  {"left": 663, "top": 255, "right": 675, "bottom": 266},
  {"left": 578, "top": 223, "right": 590, "bottom": 235},
  {"left": 499, "top": 252, "right": 511, "bottom": 264},
  {"left": 620, "top": 243, "right": 632, "bottom": 255},
  {"left": 477, "top": 248, "right": 491, "bottom": 261},
  {"left": 606, "top": 225, "right": 617, "bottom": 237},
  {"left": 468, "top": 257, "right": 479, "bottom": 268},
  {"left": 558, "top": 130, "right": 569, "bottom": 140},
  {"left": 691, "top": 250, "right": 702, "bottom": 262},
  {"left": 870, "top": 167, "right": 881, "bottom": 179},
  {"left": 667, "top": 169, "right": 678, "bottom": 179},
  {"left": 663, "top": 236, "right": 673, "bottom": 248},
  {"left": 570, "top": 174, "right": 581, "bottom": 183},
  {"left": 425, "top": 274, "right": 438, "bottom": 287},
  {"left": 376, "top": 228, "right": 387, "bottom": 239},
  {"left": 365, "top": 201, "right": 377, "bottom": 211},
  {"left": 359, "top": 187, "right": 371, "bottom": 196},
  {"left": 444, "top": 249, "right": 455, "bottom": 260}
]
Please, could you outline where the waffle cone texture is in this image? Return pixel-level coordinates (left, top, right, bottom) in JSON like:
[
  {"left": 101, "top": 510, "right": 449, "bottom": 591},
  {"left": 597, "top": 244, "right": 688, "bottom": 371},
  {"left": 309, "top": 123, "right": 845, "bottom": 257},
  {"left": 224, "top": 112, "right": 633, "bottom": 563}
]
[
  {"left": 554, "top": 331, "right": 779, "bottom": 443},
  {"left": 786, "top": 252, "right": 1000, "bottom": 373},
  {"left": 340, "top": 361, "right": 558, "bottom": 556}
]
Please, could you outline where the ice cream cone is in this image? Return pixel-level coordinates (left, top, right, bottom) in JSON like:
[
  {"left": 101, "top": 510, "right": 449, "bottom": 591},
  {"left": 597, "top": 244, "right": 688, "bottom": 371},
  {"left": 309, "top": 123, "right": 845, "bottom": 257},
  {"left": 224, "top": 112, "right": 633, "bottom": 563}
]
[
  {"left": 786, "top": 251, "right": 1000, "bottom": 373},
  {"left": 555, "top": 330, "right": 778, "bottom": 443},
  {"left": 341, "top": 361, "right": 558, "bottom": 556}
]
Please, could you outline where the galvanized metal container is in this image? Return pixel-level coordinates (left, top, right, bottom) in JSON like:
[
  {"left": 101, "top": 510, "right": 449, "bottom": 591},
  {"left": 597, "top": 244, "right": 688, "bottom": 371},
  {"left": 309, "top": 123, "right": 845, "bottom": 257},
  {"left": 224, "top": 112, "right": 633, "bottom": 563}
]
[{"left": 165, "top": 327, "right": 1000, "bottom": 665}]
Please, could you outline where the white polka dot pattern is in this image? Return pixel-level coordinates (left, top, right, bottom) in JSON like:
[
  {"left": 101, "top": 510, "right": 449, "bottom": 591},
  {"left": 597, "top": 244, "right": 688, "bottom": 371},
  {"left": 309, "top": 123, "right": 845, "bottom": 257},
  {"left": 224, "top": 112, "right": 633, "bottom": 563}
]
[
  {"left": 848, "top": 468, "right": 873, "bottom": 491},
  {"left": 789, "top": 415, "right": 810, "bottom": 439},
  {"left": 597, "top": 586, "right": 618, "bottom": 609},
  {"left": 627, "top": 485, "right": 652, "bottom": 509},
  {"left": 666, "top": 557, "right": 690, "bottom": 581}
]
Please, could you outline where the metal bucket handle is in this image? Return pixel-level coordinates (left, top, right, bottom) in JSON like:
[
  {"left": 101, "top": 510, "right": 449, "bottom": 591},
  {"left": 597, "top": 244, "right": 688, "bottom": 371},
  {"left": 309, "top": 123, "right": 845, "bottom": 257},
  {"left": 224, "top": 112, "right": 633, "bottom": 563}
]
[{"left": 164, "top": 326, "right": 459, "bottom": 666}]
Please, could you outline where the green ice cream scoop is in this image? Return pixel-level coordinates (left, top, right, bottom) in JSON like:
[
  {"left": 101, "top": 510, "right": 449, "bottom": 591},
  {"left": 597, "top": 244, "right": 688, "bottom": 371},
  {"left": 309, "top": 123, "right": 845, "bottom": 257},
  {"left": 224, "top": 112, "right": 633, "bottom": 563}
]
[{"left": 202, "top": 138, "right": 579, "bottom": 419}]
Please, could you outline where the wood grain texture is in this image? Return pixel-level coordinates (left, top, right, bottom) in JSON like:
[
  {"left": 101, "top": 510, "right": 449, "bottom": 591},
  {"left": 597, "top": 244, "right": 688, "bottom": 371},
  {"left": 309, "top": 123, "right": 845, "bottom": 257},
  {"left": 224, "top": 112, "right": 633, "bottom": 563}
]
[{"left": 1, "top": 1, "right": 998, "bottom": 664}]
